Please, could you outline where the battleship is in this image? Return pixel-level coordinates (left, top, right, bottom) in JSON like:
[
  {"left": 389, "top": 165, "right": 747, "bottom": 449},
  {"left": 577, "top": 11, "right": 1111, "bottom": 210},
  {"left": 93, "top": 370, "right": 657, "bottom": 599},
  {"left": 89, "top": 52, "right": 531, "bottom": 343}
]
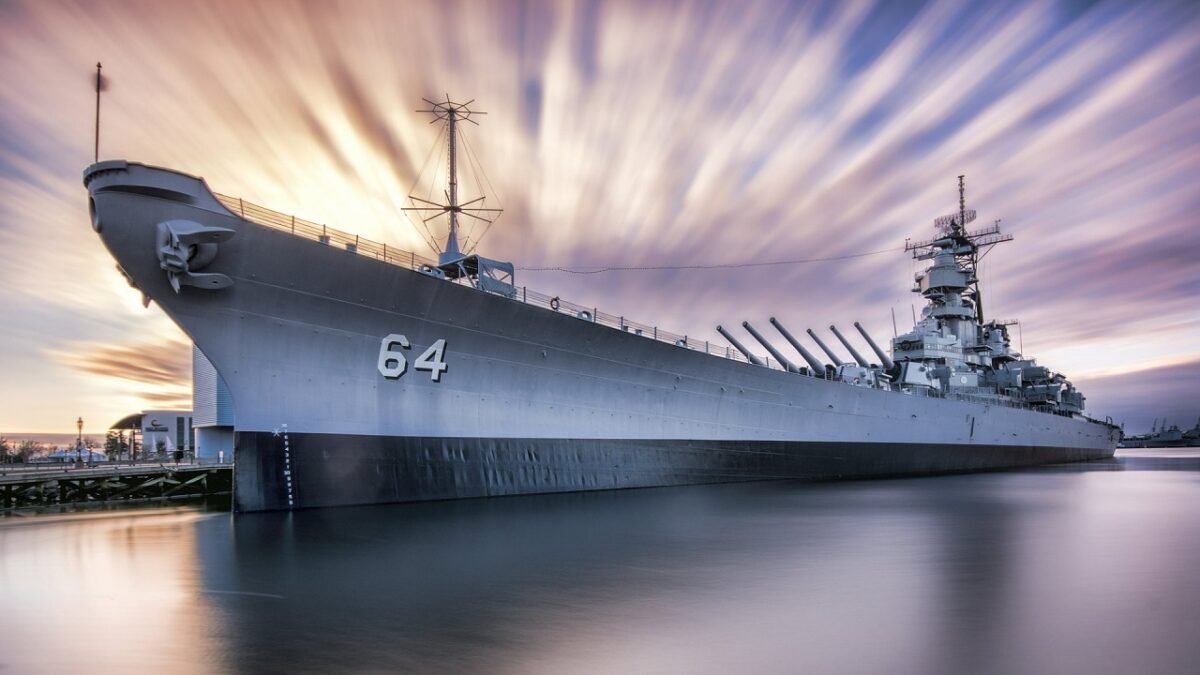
[
  {"left": 1120, "top": 417, "right": 1200, "bottom": 448},
  {"left": 84, "top": 97, "right": 1120, "bottom": 512}
]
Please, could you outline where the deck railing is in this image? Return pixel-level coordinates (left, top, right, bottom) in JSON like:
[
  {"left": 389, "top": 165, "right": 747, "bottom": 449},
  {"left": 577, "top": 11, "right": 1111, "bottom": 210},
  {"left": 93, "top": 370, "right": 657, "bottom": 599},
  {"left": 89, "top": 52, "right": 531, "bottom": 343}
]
[
  {"left": 214, "top": 193, "right": 782, "bottom": 370},
  {"left": 212, "top": 193, "right": 1082, "bottom": 416}
]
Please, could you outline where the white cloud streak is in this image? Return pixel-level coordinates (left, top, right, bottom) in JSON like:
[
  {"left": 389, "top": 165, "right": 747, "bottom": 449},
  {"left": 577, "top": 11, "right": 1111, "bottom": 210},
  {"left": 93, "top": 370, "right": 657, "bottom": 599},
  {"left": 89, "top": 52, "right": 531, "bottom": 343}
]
[{"left": 0, "top": 0, "right": 1197, "bottom": 431}]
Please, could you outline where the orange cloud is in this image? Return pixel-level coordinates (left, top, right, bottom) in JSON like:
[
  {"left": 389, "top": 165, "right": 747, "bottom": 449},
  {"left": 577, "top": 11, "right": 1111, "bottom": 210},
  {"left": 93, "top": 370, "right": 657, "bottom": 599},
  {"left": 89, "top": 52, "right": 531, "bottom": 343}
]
[
  {"left": 49, "top": 336, "right": 192, "bottom": 410},
  {"left": 1, "top": 0, "right": 1198, "bottom": 430}
]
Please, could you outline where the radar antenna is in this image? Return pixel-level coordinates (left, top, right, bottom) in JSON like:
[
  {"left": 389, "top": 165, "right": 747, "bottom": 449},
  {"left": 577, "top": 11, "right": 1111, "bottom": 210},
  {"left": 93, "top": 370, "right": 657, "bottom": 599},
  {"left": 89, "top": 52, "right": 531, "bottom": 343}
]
[
  {"left": 958, "top": 174, "right": 967, "bottom": 236},
  {"left": 904, "top": 175, "right": 1013, "bottom": 322},
  {"left": 402, "top": 96, "right": 503, "bottom": 265}
]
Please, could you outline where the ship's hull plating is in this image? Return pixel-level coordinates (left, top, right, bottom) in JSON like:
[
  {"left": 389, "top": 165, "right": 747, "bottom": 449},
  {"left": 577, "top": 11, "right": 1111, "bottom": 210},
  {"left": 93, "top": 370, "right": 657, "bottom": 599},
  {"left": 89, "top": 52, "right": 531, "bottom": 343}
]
[
  {"left": 84, "top": 162, "right": 1119, "bottom": 512},
  {"left": 237, "top": 432, "right": 1107, "bottom": 511}
]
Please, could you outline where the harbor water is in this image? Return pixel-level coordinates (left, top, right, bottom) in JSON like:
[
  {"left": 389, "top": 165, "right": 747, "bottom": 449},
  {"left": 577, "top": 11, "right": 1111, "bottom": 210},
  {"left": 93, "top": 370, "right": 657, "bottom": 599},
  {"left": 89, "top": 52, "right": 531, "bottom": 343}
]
[{"left": 2, "top": 449, "right": 1198, "bottom": 674}]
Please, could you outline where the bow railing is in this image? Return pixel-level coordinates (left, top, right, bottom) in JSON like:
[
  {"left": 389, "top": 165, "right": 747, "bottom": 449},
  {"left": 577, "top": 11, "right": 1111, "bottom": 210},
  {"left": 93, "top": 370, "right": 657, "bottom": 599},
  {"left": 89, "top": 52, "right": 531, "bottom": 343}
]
[{"left": 214, "top": 193, "right": 780, "bottom": 370}]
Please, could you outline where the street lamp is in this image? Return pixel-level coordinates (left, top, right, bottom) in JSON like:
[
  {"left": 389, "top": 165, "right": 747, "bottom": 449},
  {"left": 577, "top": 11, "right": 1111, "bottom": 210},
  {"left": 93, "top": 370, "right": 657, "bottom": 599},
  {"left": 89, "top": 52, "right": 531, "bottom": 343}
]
[{"left": 75, "top": 416, "right": 84, "bottom": 465}]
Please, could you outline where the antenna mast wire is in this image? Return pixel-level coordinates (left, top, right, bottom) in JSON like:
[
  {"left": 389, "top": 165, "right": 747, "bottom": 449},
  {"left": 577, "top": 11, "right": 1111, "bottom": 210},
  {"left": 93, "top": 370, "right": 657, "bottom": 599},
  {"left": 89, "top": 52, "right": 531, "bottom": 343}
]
[
  {"left": 519, "top": 247, "right": 901, "bottom": 274},
  {"left": 401, "top": 124, "right": 447, "bottom": 253}
]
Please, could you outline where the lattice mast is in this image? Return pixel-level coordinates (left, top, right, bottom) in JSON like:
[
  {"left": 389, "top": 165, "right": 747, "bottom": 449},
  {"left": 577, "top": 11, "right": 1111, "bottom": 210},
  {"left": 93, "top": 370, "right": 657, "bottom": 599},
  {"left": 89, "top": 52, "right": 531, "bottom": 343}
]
[
  {"left": 403, "top": 96, "right": 502, "bottom": 265},
  {"left": 904, "top": 175, "right": 1013, "bottom": 325},
  {"left": 446, "top": 99, "right": 460, "bottom": 260}
]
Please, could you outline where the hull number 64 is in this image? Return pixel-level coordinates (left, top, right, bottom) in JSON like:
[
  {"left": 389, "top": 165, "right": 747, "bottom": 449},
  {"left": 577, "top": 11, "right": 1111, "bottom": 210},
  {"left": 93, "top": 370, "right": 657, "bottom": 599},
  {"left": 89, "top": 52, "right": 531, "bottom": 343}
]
[{"left": 378, "top": 334, "right": 448, "bottom": 382}]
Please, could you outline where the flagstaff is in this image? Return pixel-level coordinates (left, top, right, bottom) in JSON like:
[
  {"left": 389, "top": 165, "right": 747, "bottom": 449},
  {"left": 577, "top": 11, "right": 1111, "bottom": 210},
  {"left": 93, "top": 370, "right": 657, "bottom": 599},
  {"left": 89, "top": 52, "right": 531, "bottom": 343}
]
[{"left": 93, "top": 62, "right": 102, "bottom": 163}]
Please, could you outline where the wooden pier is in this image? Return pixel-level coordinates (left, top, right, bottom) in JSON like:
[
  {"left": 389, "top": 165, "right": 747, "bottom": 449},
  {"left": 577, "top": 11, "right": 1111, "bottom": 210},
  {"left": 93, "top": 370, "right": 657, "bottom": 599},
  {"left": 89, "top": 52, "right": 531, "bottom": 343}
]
[{"left": 1, "top": 463, "right": 232, "bottom": 510}]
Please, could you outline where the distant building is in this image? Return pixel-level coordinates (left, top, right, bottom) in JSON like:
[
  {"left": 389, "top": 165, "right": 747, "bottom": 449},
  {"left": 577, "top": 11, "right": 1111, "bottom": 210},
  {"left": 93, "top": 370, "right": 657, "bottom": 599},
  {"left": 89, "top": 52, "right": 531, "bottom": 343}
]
[
  {"left": 110, "top": 410, "right": 194, "bottom": 458},
  {"left": 43, "top": 448, "right": 107, "bottom": 463},
  {"left": 141, "top": 410, "right": 194, "bottom": 455},
  {"left": 193, "top": 345, "right": 234, "bottom": 463},
  {"left": 108, "top": 346, "right": 231, "bottom": 462}
]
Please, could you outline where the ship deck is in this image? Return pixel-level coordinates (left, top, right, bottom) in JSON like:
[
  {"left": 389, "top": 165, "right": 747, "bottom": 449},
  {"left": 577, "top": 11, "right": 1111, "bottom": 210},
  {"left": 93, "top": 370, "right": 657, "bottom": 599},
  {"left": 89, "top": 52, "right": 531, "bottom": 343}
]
[
  {"left": 211, "top": 193, "right": 1107, "bottom": 424},
  {"left": 214, "top": 193, "right": 771, "bottom": 367}
]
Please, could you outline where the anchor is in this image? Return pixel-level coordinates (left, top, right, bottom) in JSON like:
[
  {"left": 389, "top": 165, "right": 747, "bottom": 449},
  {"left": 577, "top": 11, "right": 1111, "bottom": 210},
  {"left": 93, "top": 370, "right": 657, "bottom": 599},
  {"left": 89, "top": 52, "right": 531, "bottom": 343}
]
[{"left": 156, "top": 219, "right": 235, "bottom": 292}]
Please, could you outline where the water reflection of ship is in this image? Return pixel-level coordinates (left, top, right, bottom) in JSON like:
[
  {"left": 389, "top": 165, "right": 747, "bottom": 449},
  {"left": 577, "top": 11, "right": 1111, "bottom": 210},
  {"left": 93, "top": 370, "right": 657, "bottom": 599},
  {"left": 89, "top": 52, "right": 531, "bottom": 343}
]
[{"left": 1120, "top": 417, "right": 1200, "bottom": 448}]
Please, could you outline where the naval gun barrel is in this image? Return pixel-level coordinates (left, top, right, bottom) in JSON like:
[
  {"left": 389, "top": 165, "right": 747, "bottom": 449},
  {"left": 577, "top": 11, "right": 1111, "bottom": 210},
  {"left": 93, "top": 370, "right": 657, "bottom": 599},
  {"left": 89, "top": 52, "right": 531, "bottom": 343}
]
[
  {"left": 742, "top": 321, "right": 800, "bottom": 373},
  {"left": 854, "top": 321, "right": 894, "bottom": 370},
  {"left": 716, "top": 325, "right": 765, "bottom": 366},
  {"left": 830, "top": 325, "right": 870, "bottom": 368},
  {"left": 769, "top": 317, "right": 827, "bottom": 374},
  {"left": 806, "top": 328, "right": 845, "bottom": 366}
]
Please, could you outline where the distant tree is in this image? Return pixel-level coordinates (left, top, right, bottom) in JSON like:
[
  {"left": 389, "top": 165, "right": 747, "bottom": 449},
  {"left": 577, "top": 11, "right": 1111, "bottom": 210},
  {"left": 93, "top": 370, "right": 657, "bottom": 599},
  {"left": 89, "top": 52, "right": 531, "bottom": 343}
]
[
  {"left": 15, "top": 440, "right": 42, "bottom": 462},
  {"left": 155, "top": 439, "right": 167, "bottom": 455},
  {"left": 104, "top": 431, "right": 123, "bottom": 460},
  {"left": 0, "top": 437, "right": 9, "bottom": 462}
]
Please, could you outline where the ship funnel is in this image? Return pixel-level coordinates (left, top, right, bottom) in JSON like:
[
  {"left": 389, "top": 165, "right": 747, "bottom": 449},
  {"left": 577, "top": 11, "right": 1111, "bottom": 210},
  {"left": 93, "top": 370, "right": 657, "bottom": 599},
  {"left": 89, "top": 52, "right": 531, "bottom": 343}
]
[
  {"left": 830, "top": 325, "right": 870, "bottom": 368},
  {"left": 742, "top": 321, "right": 800, "bottom": 373},
  {"left": 806, "top": 328, "right": 845, "bottom": 366},
  {"left": 853, "top": 322, "right": 895, "bottom": 370},
  {"left": 769, "top": 318, "right": 827, "bottom": 374},
  {"left": 717, "top": 325, "right": 765, "bottom": 367}
]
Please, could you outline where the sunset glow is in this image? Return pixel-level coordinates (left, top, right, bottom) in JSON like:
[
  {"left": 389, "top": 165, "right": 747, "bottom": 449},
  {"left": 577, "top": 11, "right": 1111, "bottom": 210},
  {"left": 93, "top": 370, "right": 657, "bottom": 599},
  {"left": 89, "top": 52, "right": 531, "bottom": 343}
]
[{"left": 1, "top": 0, "right": 1197, "bottom": 434}]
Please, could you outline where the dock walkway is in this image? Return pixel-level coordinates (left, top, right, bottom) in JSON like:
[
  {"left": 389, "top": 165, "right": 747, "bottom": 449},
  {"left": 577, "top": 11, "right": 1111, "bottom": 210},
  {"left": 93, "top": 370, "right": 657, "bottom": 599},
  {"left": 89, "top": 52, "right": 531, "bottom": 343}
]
[{"left": 1, "top": 462, "right": 232, "bottom": 510}]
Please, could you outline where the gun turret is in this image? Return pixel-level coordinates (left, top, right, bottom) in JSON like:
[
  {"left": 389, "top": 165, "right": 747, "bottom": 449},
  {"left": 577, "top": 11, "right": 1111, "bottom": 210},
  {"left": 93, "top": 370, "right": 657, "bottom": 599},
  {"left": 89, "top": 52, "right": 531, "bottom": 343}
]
[
  {"left": 853, "top": 321, "right": 895, "bottom": 370},
  {"left": 717, "top": 325, "right": 765, "bottom": 366},
  {"left": 830, "top": 325, "right": 870, "bottom": 368},
  {"left": 769, "top": 317, "right": 827, "bottom": 374},
  {"left": 742, "top": 321, "right": 801, "bottom": 373},
  {"left": 807, "top": 328, "right": 845, "bottom": 366}
]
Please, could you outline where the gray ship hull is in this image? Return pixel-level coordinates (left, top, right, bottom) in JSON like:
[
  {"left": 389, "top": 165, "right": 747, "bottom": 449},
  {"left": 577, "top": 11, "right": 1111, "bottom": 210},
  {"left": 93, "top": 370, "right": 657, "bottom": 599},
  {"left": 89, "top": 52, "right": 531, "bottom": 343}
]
[
  {"left": 84, "top": 161, "right": 1119, "bottom": 512},
  {"left": 237, "top": 433, "right": 1107, "bottom": 511}
]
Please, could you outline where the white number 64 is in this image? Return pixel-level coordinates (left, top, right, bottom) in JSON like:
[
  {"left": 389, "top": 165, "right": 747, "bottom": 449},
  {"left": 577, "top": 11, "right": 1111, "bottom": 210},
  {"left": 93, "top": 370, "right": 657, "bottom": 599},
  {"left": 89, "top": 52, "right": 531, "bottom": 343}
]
[{"left": 377, "top": 334, "right": 448, "bottom": 382}]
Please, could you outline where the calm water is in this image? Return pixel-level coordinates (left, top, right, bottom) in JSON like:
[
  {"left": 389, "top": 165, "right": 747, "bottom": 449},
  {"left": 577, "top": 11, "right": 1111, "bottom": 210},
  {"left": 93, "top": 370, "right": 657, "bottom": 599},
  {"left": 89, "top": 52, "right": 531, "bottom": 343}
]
[{"left": 2, "top": 450, "right": 1199, "bottom": 674}]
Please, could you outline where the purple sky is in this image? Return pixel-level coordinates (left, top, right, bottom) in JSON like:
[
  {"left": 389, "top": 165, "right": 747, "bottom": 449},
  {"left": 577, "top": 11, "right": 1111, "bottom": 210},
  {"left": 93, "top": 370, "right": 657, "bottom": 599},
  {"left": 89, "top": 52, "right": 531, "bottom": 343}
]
[{"left": 1, "top": 0, "right": 1197, "bottom": 434}]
